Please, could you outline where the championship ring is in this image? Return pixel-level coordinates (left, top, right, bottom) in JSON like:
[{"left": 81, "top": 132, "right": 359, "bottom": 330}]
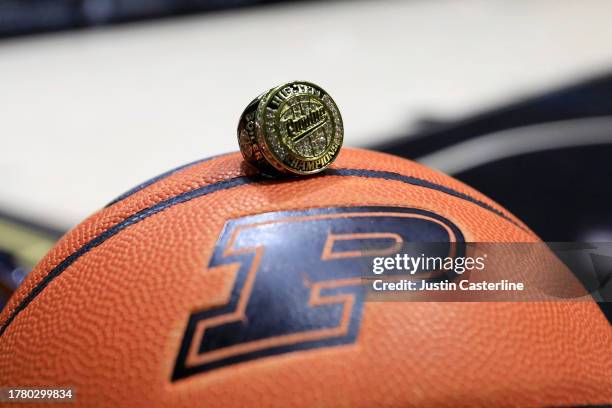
[{"left": 237, "top": 81, "right": 344, "bottom": 176}]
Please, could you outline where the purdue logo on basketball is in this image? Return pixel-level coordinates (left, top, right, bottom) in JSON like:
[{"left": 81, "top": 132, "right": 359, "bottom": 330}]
[{"left": 172, "top": 206, "right": 463, "bottom": 381}]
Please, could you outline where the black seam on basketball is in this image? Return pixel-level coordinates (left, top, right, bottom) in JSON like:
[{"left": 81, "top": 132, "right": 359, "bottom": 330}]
[
  {"left": 105, "top": 153, "right": 231, "bottom": 208},
  {"left": 327, "top": 169, "right": 526, "bottom": 232},
  {"left": 104, "top": 152, "right": 522, "bottom": 232},
  {"left": 0, "top": 168, "right": 527, "bottom": 338}
]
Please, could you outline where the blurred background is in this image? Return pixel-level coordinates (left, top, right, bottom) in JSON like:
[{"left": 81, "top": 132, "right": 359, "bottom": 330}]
[{"left": 2, "top": 0, "right": 612, "bottom": 310}]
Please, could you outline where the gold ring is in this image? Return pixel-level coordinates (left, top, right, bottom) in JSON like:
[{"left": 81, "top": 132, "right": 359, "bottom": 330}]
[{"left": 237, "top": 81, "right": 343, "bottom": 176}]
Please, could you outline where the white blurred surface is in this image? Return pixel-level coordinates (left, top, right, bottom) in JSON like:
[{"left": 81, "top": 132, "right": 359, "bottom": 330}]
[{"left": 2, "top": 0, "right": 612, "bottom": 228}]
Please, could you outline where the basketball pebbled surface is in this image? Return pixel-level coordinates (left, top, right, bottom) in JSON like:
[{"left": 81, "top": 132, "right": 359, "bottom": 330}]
[{"left": 0, "top": 148, "right": 610, "bottom": 407}]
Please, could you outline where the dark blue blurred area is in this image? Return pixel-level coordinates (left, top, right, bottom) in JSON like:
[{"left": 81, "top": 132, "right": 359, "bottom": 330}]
[
  {"left": 378, "top": 74, "right": 612, "bottom": 161},
  {"left": 0, "top": 250, "right": 26, "bottom": 308},
  {"left": 0, "top": 0, "right": 304, "bottom": 38}
]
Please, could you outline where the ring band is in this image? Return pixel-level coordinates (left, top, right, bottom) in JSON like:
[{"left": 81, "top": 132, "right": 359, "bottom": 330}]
[{"left": 237, "top": 81, "right": 344, "bottom": 177}]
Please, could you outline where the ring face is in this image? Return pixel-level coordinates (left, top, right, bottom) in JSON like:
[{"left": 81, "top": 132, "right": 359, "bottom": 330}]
[{"left": 238, "top": 81, "right": 343, "bottom": 176}]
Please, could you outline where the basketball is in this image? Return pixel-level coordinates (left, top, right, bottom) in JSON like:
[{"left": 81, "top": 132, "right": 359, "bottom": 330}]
[{"left": 0, "top": 148, "right": 610, "bottom": 407}]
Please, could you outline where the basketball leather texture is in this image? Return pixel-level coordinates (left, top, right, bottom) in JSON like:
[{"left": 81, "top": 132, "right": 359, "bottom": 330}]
[{"left": 0, "top": 148, "right": 610, "bottom": 407}]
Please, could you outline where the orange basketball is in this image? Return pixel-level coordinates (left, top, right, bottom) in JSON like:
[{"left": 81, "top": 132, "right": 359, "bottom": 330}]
[{"left": 1, "top": 148, "right": 610, "bottom": 407}]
